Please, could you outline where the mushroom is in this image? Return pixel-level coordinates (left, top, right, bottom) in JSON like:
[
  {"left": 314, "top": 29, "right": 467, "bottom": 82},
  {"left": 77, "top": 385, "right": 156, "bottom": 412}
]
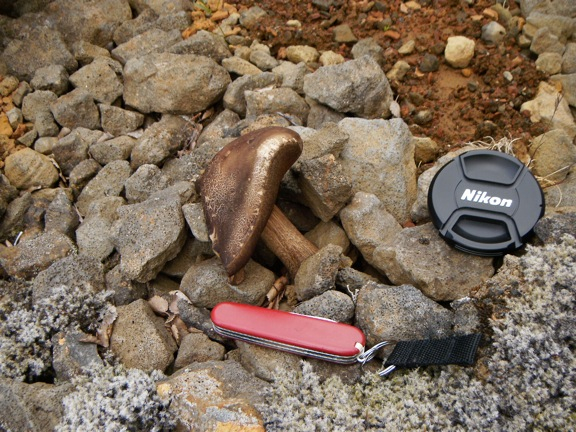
[{"left": 197, "top": 126, "right": 318, "bottom": 283}]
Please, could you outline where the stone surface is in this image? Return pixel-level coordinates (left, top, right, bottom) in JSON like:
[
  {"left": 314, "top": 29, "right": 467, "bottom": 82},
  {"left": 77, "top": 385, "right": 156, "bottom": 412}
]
[
  {"left": 285, "top": 45, "right": 320, "bottom": 64},
  {"left": 161, "top": 237, "right": 213, "bottom": 279},
  {"left": 535, "top": 208, "right": 576, "bottom": 243},
  {"left": 76, "top": 196, "right": 125, "bottom": 262},
  {"left": 544, "top": 166, "right": 576, "bottom": 208},
  {"left": 372, "top": 222, "right": 495, "bottom": 301},
  {"left": 180, "top": 257, "right": 275, "bottom": 308},
  {"left": 305, "top": 220, "right": 350, "bottom": 252},
  {"left": 124, "top": 164, "right": 169, "bottom": 204},
  {"left": 0, "top": 231, "right": 75, "bottom": 280},
  {"left": 356, "top": 282, "right": 454, "bottom": 349},
  {"left": 536, "top": 52, "right": 562, "bottom": 75},
  {"left": 223, "top": 72, "right": 280, "bottom": 117},
  {"left": 340, "top": 192, "right": 402, "bottom": 265},
  {"left": 245, "top": 87, "right": 309, "bottom": 123},
  {"left": 482, "top": 21, "right": 507, "bottom": 44},
  {"left": 99, "top": 104, "right": 144, "bottom": 136},
  {"left": 50, "top": 89, "right": 100, "bottom": 130},
  {"left": 561, "top": 43, "right": 576, "bottom": 74},
  {"left": 44, "top": 189, "right": 80, "bottom": 237},
  {"left": 273, "top": 61, "right": 309, "bottom": 94},
  {"left": 169, "top": 30, "right": 231, "bottom": 63},
  {"left": 351, "top": 38, "right": 385, "bottom": 67},
  {"left": 445, "top": 36, "right": 475, "bottom": 68},
  {"left": 174, "top": 331, "right": 226, "bottom": 370},
  {"left": 157, "top": 360, "right": 267, "bottom": 431},
  {"left": 69, "top": 159, "right": 102, "bottom": 195},
  {"left": 111, "top": 29, "right": 182, "bottom": 64},
  {"left": 112, "top": 191, "right": 186, "bottom": 282},
  {"left": 21, "top": 90, "right": 59, "bottom": 137},
  {"left": 123, "top": 53, "right": 230, "bottom": 114},
  {"left": 293, "top": 244, "right": 343, "bottom": 301},
  {"left": 4, "top": 148, "right": 59, "bottom": 190},
  {"left": 338, "top": 118, "right": 417, "bottom": 223},
  {"left": 30, "top": 65, "right": 69, "bottom": 96},
  {"left": 105, "top": 265, "right": 148, "bottom": 306},
  {"left": 69, "top": 57, "right": 124, "bottom": 104},
  {"left": 530, "top": 27, "right": 565, "bottom": 55},
  {"left": 90, "top": 135, "right": 136, "bottom": 165},
  {"left": 110, "top": 299, "right": 177, "bottom": 373},
  {"left": 234, "top": 341, "right": 301, "bottom": 383},
  {"left": 76, "top": 160, "right": 131, "bottom": 216},
  {"left": 182, "top": 202, "right": 209, "bottom": 242},
  {"left": 222, "top": 56, "right": 263, "bottom": 76},
  {"left": 529, "top": 129, "right": 576, "bottom": 182},
  {"left": 304, "top": 56, "right": 394, "bottom": 118},
  {"left": 333, "top": 24, "right": 358, "bottom": 43},
  {"left": 52, "top": 128, "right": 104, "bottom": 176},
  {"left": 293, "top": 289, "right": 355, "bottom": 323},
  {"left": 52, "top": 329, "right": 101, "bottom": 382},
  {"left": 549, "top": 73, "right": 576, "bottom": 108}
]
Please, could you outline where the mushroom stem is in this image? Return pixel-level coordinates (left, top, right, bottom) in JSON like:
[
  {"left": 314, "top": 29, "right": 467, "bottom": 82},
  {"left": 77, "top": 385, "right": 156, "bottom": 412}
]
[{"left": 261, "top": 205, "right": 318, "bottom": 278}]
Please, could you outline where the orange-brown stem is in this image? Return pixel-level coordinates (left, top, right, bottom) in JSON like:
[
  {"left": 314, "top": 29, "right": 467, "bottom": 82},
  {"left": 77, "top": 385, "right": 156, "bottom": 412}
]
[{"left": 261, "top": 205, "right": 318, "bottom": 278}]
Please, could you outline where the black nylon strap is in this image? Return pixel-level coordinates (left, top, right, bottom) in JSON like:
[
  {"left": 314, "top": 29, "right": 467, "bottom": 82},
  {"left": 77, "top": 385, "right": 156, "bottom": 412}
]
[{"left": 384, "top": 334, "right": 481, "bottom": 368}]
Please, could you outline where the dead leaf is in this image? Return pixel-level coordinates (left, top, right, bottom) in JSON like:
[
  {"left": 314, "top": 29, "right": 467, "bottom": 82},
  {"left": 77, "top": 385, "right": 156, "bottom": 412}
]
[{"left": 149, "top": 295, "right": 169, "bottom": 315}]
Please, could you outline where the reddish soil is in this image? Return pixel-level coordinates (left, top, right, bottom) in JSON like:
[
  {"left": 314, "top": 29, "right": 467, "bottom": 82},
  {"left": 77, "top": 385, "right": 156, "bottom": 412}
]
[{"left": 229, "top": 0, "right": 548, "bottom": 160}]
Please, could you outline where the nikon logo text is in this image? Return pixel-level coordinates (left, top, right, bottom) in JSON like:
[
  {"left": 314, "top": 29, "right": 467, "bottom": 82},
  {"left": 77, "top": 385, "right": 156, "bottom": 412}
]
[{"left": 460, "top": 189, "right": 513, "bottom": 207}]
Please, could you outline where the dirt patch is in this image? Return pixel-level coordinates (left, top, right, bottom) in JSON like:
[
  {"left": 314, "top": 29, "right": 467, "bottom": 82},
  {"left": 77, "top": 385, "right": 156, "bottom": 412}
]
[{"left": 228, "top": 0, "right": 548, "bottom": 156}]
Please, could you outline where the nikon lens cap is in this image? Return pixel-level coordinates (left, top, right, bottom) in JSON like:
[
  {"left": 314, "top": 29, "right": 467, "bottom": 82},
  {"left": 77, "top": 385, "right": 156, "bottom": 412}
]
[{"left": 428, "top": 150, "right": 545, "bottom": 256}]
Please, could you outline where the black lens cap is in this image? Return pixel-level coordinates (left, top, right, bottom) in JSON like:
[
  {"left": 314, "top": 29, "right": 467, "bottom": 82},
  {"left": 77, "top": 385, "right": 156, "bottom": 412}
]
[{"left": 428, "top": 150, "right": 545, "bottom": 256}]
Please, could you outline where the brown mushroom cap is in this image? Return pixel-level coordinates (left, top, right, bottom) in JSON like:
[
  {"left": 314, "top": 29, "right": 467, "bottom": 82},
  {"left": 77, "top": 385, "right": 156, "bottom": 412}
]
[{"left": 197, "top": 126, "right": 303, "bottom": 277}]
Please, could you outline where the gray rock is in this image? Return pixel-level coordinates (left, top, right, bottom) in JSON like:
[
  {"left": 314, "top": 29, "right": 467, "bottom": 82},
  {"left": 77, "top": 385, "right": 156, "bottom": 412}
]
[
  {"left": 158, "top": 360, "right": 267, "bottom": 431},
  {"left": 482, "top": 21, "right": 507, "bottom": 44},
  {"left": 182, "top": 202, "right": 209, "bottom": 242},
  {"left": 272, "top": 61, "right": 308, "bottom": 94},
  {"left": 105, "top": 265, "right": 148, "bottom": 306},
  {"left": 529, "top": 129, "right": 576, "bottom": 182},
  {"left": 69, "top": 57, "right": 124, "bottom": 104},
  {"left": 168, "top": 30, "right": 231, "bottom": 63},
  {"left": 50, "top": 89, "right": 100, "bottom": 130},
  {"left": 544, "top": 166, "right": 576, "bottom": 208},
  {"left": 0, "top": 192, "right": 32, "bottom": 242},
  {"left": 351, "top": 38, "right": 385, "bottom": 67},
  {"left": 234, "top": 341, "right": 301, "bottom": 382},
  {"left": 31, "top": 253, "right": 105, "bottom": 304},
  {"left": 11, "top": 81, "right": 31, "bottom": 107},
  {"left": 174, "top": 295, "right": 220, "bottom": 340},
  {"left": 0, "top": 75, "right": 19, "bottom": 97},
  {"left": 52, "top": 328, "right": 101, "bottom": 381},
  {"left": 536, "top": 52, "right": 563, "bottom": 75},
  {"left": 306, "top": 100, "right": 346, "bottom": 129},
  {"left": 291, "top": 122, "right": 348, "bottom": 170},
  {"left": 372, "top": 223, "right": 494, "bottom": 301},
  {"left": 304, "top": 56, "right": 394, "bottom": 118},
  {"left": 335, "top": 267, "right": 378, "bottom": 294},
  {"left": 0, "top": 231, "right": 75, "bottom": 280},
  {"left": 338, "top": 117, "right": 417, "bottom": 223},
  {"left": 223, "top": 72, "right": 280, "bottom": 116},
  {"left": 333, "top": 24, "right": 357, "bottom": 43},
  {"left": 21, "top": 90, "right": 59, "bottom": 137},
  {"left": 72, "top": 40, "right": 112, "bottom": 66},
  {"left": 549, "top": 73, "right": 576, "bottom": 108},
  {"left": 44, "top": 189, "right": 80, "bottom": 237},
  {"left": 197, "top": 109, "right": 240, "bottom": 145},
  {"left": 111, "top": 29, "right": 182, "bottom": 65},
  {"left": 2, "top": 28, "right": 78, "bottom": 82},
  {"left": 386, "top": 60, "right": 411, "bottom": 82},
  {"left": 124, "top": 164, "right": 169, "bottom": 203},
  {"left": 129, "top": 0, "right": 191, "bottom": 14},
  {"left": 245, "top": 87, "right": 309, "bottom": 124},
  {"left": 113, "top": 7, "right": 158, "bottom": 45},
  {"left": 30, "top": 65, "right": 69, "bottom": 96},
  {"left": 161, "top": 237, "right": 214, "bottom": 278},
  {"left": 526, "top": 12, "right": 576, "bottom": 43},
  {"left": 520, "top": 0, "right": 576, "bottom": 17},
  {"left": 99, "top": 104, "right": 145, "bottom": 136},
  {"left": 319, "top": 50, "right": 346, "bottom": 66},
  {"left": 305, "top": 220, "right": 350, "bottom": 252},
  {"left": 239, "top": 5, "right": 268, "bottom": 28},
  {"left": 130, "top": 115, "right": 191, "bottom": 169},
  {"left": 76, "top": 160, "right": 131, "bottom": 216},
  {"left": 445, "top": 36, "right": 475, "bottom": 68},
  {"left": 76, "top": 196, "right": 125, "bottom": 262},
  {"left": 150, "top": 180, "right": 195, "bottom": 205},
  {"left": 4, "top": 148, "right": 59, "bottom": 190},
  {"left": 16, "top": 128, "right": 38, "bottom": 147},
  {"left": 124, "top": 53, "right": 230, "bottom": 114},
  {"left": 90, "top": 135, "right": 136, "bottom": 165},
  {"left": 398, "top": 40, "right": 416, "bottom": 55},
  {"left": 356, "top": 282, "right": 454, "bottom": 349},
  {"left": 222, "top": 56, "right": 263, "bottom": 76},
  {"left": 521, "top": 81, "right": 576, "bottom": 138},
  {"left": 174, "top": 331, "right": 226, "bottom": 370},
  {"left": 249, "top": 50, "right": 279, "bottom": 71},
  {"left": 110, "top": 299, "right": 177, "bottom": 372},
  {"left": 297, "top": 154, "right": 352, "bottom": 221},
  {"left": 535, "top": 207, "right": 576, "bottom": 243},
  {"left": 419, "top": 54, "right": 440, "bottom": 72},
  {"left": 180, "top": 257, "right": 275, "bottom": 308},
  {"left": 293, "top": 289, "right": 355, "bottom": 322},
  {"left": 69, "top": 158, "right": 102, "bottom": 195},
  {"left": 0, "top": 174, "right": 18, "bottom": 220},
  {"left": 112, "top": 191, "right": 186, "bottom": 282},
  {"left": 340, "top": 192, "right": 402, "bottom": 265},
  {"left": 6, "top": 107, "right": 23, "bottom": 130},
  {"left": 0, "top": 378, "right": 72, "bottom": 432},
  {"left": 413, "top": 136, "right": 440, "bottom": 165},
  {"left": 562, "top": 43, "right": 576, "bottom": 74},
  {"left": 293, "top": 244, "right": 343, "bottom": 301},
  {"left": 530, "top": 27, "right": 566, "bottom": 55},
  {"left": 286, "top": 45, "right": 320, "bottom": 64}
]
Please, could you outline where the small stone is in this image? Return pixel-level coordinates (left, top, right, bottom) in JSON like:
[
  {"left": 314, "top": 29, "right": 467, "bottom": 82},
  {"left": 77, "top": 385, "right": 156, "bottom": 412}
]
[
  {"left": 413, "top": 109, "right": 433, "bottom": 125},
  {"left": 235, "top": 341, "right": 301, "bottom": 382},
  {"left": 386, "top": 60, "right": 411, "bottom": 82},
  {"left": 413, "top": 136, "right": 440, "bottom": 165},
  {"left": 0, "top": 75, "right": 20, "bottom": 97},
  {"left": 174, "top": 332, "right": 226, "bottom": 369},
  {"left": 21, "top": 90, "right": 59, "bottom": 137},
  {"left": 272, "top": 61, "right": 308, "bottom": 94},
  {"left": 223, "top": 72, "right": 280, "bottom": 117},
  {"left": 69, "top": 158, "right": 102, "bottom": 194},
  {"left": 398, "top": 40, "right": 416, "bottom": 55},
  {"left": 529, "top": 129, "right": 576, "bottom": 182},
  {"left": 52, "top": 329, "right": 101, "bottom": 381},
  {"left": 99, "top": 104, "right": 144, "bottom": 136},
  {"left": 69, "top": 57, "right": 124, "bottom": 104},
  {"left": 461, "top": 68, "right": 474, "bottom": 77},
  {"left": 168, "top": 30, "right": 231, "bottom": 64},
  {"left": 351, "top": 38, "right": 385, "bottom": 67},
  {"left": 6, "top": 108, "right": 23, "bottom": 130},
  {"left": 16, "top": 128, "right": 38, "bottom": 147},
  {"left": 293, "top": 244, "right": 343, "bottom": 301},
  {"left": 286, "top": 45, "right": 320, "bottom": 64},
  {"left": 90, "top": 135, "right": 136, "bottom": 165},
  {"left": 197, "top": 109, "right": 240, "bottom": 145},
  {"left": 481, "top": 21, "right": 507, "bottom": 44},
  {"left": 562, "top": 43, "right": 576, "bottom": 74},
  {"left": 503, "top": 71, "right": 514, "bottom": 82},
  {"left": 534, "top": 208, "right": 576, "bottom": 244},
  {"left": 72, "top": 40, "right": 112, "bottom": 66},
  {"left": 105, "top": 265, "right": 148, "bottom": 306},
  {"left": 420, "top": 54, "right": 440, "bottom": 73},
  {"left": 182, "top": 202, "right": 210, "bottom": 242},
  {"left": 110, "top": 299, "right": 177, "bottom": 372},
  {"left": 4, "top": 148, "right": 59, "bottom": 190},
  {"left": 221, "top": 56, "right": 263, "bottom": 76},
  {"left": 249, "top": 50, "right": 279, "bottom": 71},
  {"left": 305, "top": 220, "right": 350, "bottom": 252},
  {"left": 239, "top": 5, "right": 268, "bottom": 29},
  {"left": 319, "top": 51, "right": 345, "bottom": 66},
  {"left": 535, "top": 52, "right": 563, "bottom": 75},
  {"left": 50, "top": 89, "right": 100, "bottom": 130},
  {"left": 181, "top": 257, "right": 275, "bottom": 308},
  {"left": 549, "top": 73, "right": 576, "bottom": 108},
  {"left": 161, "top": 237, "right": 214, "bottom": 279},
  {"left": 445, "top": 36, "right": 475, "bottom": 68},
  {"left": 530, "top": 27, "right": 565, "bottom": 55},
  {"left": 124, "top": 164, "right": 169, "bottom": 204},
  {"left": 293, "top": 290, "right": 355, "bottom": 322},
  {"left": 245, "top": 87, "right": 309, "bottom": 123},
  {"left": 111, "top": 29, "right": 182, "bottom": 65},
  {"left": 44, "top": 189, "right": 80, "bottom": 237},
  {"left": 30, "top": 65, "right": 69, "bottom": 96},
  {"left": 333, "top": 24, "right": 357, "bottom": 43}
]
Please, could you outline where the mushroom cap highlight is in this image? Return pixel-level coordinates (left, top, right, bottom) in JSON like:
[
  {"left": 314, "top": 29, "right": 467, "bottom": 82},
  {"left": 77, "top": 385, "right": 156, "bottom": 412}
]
[{"left": 197, "top": 126, "right": 303, "bottom": 276}]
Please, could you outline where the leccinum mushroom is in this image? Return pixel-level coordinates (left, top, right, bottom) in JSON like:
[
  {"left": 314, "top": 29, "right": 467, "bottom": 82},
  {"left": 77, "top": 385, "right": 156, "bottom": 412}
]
[{"left": 197, "top": 126, "right": 318, "bottom": 283}]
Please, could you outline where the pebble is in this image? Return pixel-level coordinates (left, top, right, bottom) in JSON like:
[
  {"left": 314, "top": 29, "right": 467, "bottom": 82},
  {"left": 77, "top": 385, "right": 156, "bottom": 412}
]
[
  {"left": 52, "top": 329, "right": 101, "bottom": 381},
  {"left": 562, "top": 43, "right": 576, "bottom": 73},
  {"left": 111, "top": 28, "right": 182, "bottom": 65},
  {"left": 44, "top": 189, "right": 80, "bottom": 238},
  {"left": 535, "top": 52, "right": 562, "bottom": 75},
  {"left": 530, "top": 27, "right": 565, "bottom": 55},
  {"left": 386, "top": 60, "right": 411, "bottom": 82},
  {"left": 30, "top": 65, "right": 70, "bottom": 96},
  {"left": 351, "top": 38, "right": 385, "bottom": 67},
  {"left": 286, "top": 45, "right": 320, "bottom": 64},
  {"left": 221, "top": 56, "right": 263, "bottom": 76},
  {"left": 174, "top": 332, "right": 226, "bottom": 370},
  {"left": 398, "top": 39, "right": 416, "bottom": 55},
  {"left": 50, "top": 88, "right": 100, "bottom": 130},
  {"left": 445, "top": 36, "right": 475, "bottom": 68},
  {"left": 234, "top": 341, "right": 301, "bottom": 382},
  {"left": 245, "top": 87, "right": 309, "bottom": 124},
  {"left": 293, "top": 244, "right": 343, "bottom": 301},
  {"left": 319, "top": 51, "right": 345, "bottom": 66},
  {"left": 76, "top": 160, "right": 131, "bottom": 215},
  {"left": 105, "top": 265, "right": 148, "bottom": 306},
  {"left": 4, "top": 148, "right": 59, "bottom": 190},
  {"left": 305, "top": 220, "right": 350, "bottom": 252},
  {"left": 182, "top": 202, "right": 210, "bottom": 242},
  {"left": 223, "top": 72, "right": 280, "bottom": 117},
  {"left": 90, "top": 135, "right": 136, "bottom": 165},
  {"left": 332, "top": 24, "right": 358, "bottom": 43},
  {"left": 69, "top": 57, "right": 124, "bottom": 104},
  {"left": 293, "top": 289, "right": 355, "bottom": 322},
  {"left": 482, "top": 21, "right": 507, "bottom": 44}
]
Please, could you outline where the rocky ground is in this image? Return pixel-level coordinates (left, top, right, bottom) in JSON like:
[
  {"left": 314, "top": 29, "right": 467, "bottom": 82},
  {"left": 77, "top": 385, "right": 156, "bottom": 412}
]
[{"left": 0, "top": 0, "right": 575, "bottom": 430}]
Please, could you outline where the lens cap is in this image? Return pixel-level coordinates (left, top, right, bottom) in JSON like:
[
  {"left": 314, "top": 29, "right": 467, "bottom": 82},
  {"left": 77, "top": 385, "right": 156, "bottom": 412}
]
[{"left": 428, "top": 150, "right": 545, "bottom": 256}]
